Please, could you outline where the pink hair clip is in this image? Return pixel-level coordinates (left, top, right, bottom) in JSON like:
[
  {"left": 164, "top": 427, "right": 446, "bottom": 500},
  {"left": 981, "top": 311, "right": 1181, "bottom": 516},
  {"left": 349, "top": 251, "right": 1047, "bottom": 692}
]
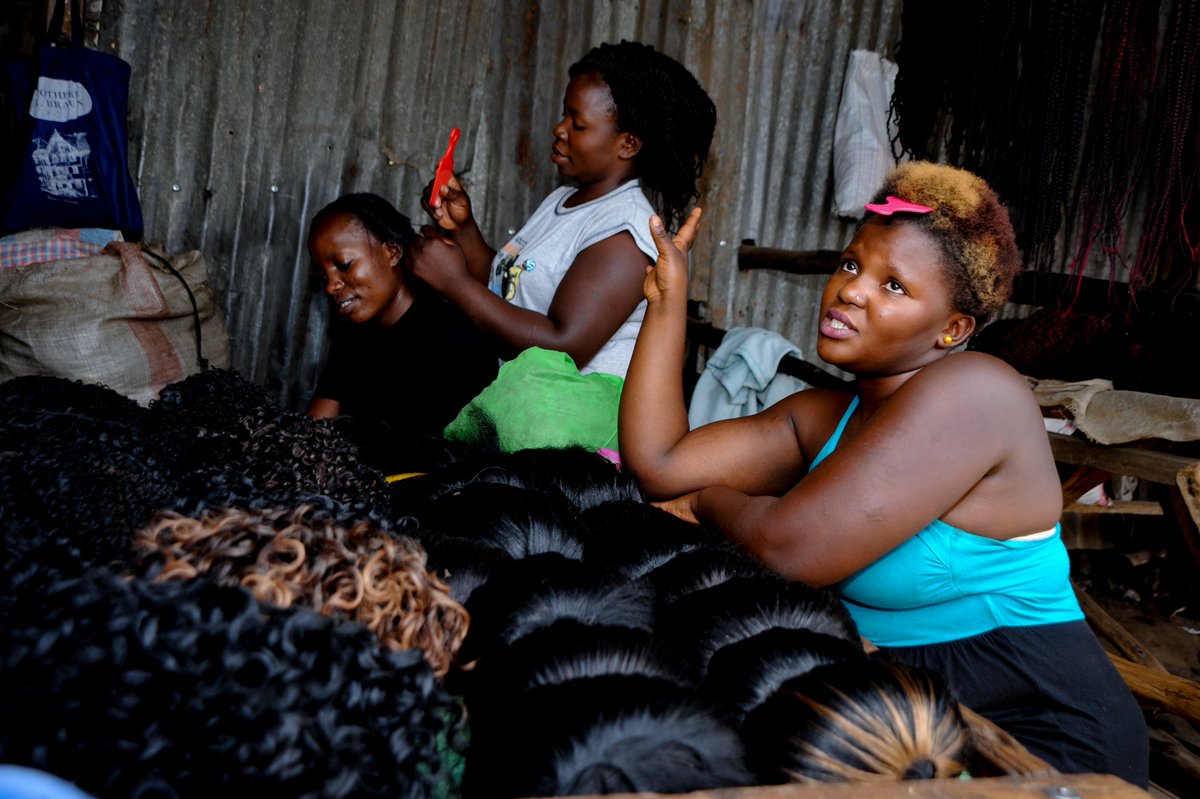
[{"left": 864, "top": 195, "right": 933, "bottom": 216}]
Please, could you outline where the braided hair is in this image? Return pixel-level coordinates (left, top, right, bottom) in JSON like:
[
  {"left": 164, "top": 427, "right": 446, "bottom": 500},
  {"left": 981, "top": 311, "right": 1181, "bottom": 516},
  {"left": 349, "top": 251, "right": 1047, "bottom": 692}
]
[
  {"left": 308, "top": 192, "right": 417, "bottom": 252},
  {"left": 1132, "top": 0, "right": 1199, "bottom": 291},
  {"left": 569, "top": 41, "right": 716, "bottom": 232},
  {"left": 1066, "top": 0, "right": 1160, "bottom": 295}
]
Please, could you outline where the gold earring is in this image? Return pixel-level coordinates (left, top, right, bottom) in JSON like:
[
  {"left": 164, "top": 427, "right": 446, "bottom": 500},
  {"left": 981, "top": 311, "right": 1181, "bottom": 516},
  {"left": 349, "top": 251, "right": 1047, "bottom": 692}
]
[{"left": 943, "top": 336, "right": 953, "bottom": 344}]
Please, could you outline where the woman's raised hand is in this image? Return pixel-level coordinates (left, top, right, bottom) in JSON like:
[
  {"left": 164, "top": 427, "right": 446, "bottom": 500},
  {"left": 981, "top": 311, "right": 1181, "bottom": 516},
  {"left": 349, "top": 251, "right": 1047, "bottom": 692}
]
[
  {"left": 422, "top": 173, "right": 475, "bottom": 234},
  {"left": 643, "top": 207, "right": 702, "bottom": 305},
  {"left": 409, "top": 226, "right": 470, "bottom": 293}
]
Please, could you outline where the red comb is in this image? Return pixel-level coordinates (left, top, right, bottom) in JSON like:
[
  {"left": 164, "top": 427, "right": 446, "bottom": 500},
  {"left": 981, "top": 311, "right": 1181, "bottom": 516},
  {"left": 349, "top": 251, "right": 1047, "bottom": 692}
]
[
  {"left": 864, "top": 195, "right": 933, "bottom": 216},
  {"left": 429, "top": 127, "right": 461, "bottom": 207}
]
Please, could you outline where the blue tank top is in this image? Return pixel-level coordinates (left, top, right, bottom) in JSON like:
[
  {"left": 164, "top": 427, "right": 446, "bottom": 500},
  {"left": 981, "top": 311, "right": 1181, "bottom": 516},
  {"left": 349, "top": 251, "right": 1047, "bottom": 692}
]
[{"left": 810, "top": 397, "right": 1083, "bottom": 647}]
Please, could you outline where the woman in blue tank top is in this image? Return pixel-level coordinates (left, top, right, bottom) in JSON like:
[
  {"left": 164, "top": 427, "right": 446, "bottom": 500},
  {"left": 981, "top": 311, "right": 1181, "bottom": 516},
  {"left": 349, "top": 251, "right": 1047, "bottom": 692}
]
[{"left": 619, "top": 162, "right": 1147, "bottom": 786}]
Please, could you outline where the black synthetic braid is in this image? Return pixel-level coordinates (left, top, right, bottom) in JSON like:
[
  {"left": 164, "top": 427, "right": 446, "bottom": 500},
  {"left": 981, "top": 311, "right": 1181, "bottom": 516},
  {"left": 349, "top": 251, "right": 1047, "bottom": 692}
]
[
  {"left": 1132, "top": 0, "right": 1200, "bottom": 292},
  {"left": 1013, "top": 0, "right": 1102, "bottom": 273},
  {"left": 888, "top": 0, "right": 951, "bottom": 162},
  {"left": 947, "top": 0, "right": 1029, "bottom": 196},
  {"left": 1066, "top": 0, "right": 1161, "bottom": 300}
]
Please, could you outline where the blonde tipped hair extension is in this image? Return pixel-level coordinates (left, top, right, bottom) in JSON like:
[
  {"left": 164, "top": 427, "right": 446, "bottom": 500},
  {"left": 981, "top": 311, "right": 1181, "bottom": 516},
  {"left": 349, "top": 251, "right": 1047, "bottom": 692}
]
[
  {"left": 743, "top": 659, "right": 967, "bottom": 783},
  {"left": 135, "top": 505, "right": 469, "bottom": 677}
]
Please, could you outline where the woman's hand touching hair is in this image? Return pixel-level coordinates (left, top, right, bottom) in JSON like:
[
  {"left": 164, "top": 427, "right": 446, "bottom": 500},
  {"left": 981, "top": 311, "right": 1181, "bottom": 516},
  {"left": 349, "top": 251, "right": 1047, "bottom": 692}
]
[
  {"left": 643, "top": 207, "right": 702, "bottom": 306},
  {"left": 408, "top": 226, "right": 471, "bottom": 295},
  {"left": 421, "top": 173, "right": 475, "bottom": 235}
]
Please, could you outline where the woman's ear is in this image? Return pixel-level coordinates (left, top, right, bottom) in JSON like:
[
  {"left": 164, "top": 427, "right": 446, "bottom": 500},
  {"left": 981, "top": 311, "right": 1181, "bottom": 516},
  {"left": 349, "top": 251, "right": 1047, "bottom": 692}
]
[
  {"left": 385, "top": 241, "right": 404, "bottom": 268},
  {"left": 939, "top": 313, "right": 976, "bottom": 348},
  {"left": 619, "top": 132, "right": 643, "bottom": 161}
]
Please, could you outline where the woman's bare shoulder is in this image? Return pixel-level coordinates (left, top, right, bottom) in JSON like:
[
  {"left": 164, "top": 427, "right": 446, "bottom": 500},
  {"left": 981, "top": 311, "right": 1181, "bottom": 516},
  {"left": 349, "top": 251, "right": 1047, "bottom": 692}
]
[
  {"left": 892, "top": 352, "right": 1044, "bottom": 442},
  {"left": 911, "top": 351, "right": 1033, "bottom": 401}
]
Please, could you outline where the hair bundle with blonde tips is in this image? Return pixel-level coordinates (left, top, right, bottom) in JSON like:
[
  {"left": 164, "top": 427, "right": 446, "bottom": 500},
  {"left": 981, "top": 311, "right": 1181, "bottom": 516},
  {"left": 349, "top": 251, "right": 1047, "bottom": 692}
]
[
  {"left": 743, "top": 659, "right": 967, "bottom": 784},
  {"left": 135, "top": 505, "right": 469, "bottom": 677}
]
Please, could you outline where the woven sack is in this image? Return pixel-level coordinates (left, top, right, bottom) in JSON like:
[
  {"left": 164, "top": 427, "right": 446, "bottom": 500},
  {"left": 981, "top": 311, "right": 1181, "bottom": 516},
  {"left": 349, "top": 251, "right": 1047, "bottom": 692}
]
[{"left": 0, "top": 242, "right": 230, "bottom": 404}]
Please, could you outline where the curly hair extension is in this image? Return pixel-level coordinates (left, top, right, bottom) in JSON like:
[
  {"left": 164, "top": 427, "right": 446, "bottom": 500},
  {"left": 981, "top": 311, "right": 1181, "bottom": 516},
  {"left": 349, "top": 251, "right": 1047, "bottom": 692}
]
[
  {"left": 0, "top": 377, "right": 178, "bottom": 598},
  {"left": 1065, "top": 0, "right": 1161, "bottom": 295},
  {"left": 569, "top": 40, "right": 716, "bottom": 231},
  {"left": 0, "top": 570, "right": 466, "bottom": 799},
  {"left": 135, "top": 504, "right": 469, "bottom": 677},
  {"left": 865, "top": 161, "right": 1021, "bottom": 325},
  {"left": 150, "top": 371, "right": 388, "bottom": 513},
  {"left": 742, "top": 660, "right": 968, "bottom": 784},
  {"left": 1131, "top": 0, "right": 1200, "bottom": 291}
]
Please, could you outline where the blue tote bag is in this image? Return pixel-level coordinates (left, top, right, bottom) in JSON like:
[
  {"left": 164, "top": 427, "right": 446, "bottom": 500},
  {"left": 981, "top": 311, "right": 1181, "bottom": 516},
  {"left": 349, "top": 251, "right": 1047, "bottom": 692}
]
[{"left": 0, "top": 0, "right": 143, "bottom": 236}]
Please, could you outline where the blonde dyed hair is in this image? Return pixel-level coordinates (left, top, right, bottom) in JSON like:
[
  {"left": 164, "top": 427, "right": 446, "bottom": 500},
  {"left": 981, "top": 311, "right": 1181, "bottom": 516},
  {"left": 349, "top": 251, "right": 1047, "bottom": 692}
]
[
  {"left": 745, "top": 660, "right": 967, "bottom": 783},
  {"left": 867, "top": 161, "right": 1020, "bottom": 325},
  {"left": 135, "top": 505, "right": 469, "bottom": 677}
]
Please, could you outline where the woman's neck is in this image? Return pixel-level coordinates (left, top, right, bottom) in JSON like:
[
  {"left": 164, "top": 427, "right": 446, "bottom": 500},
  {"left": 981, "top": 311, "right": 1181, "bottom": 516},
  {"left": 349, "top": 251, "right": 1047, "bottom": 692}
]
[
  {"left": 565, "top": 172, "right": 638, "bottom": 207},
  {"left": 853, "top": 369, "right": 921, "bottom": 417},
  {"left": 377, "top": 276, "right": 416, "bottom": 327}
]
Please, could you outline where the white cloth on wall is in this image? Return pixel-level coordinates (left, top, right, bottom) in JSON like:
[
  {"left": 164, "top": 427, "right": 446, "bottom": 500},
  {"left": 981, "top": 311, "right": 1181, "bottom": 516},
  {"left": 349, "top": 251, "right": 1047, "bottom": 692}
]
[
  {"left": 832, "top": 49, "right": 901, "bottom": 220},
  {"left": 688, "top": 326, "right": 809, "bottom": 428}
]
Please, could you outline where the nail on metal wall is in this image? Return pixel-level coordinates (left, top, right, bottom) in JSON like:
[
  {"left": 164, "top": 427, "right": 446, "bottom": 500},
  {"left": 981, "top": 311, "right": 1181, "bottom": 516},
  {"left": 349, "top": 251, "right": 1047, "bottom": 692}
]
[{"left": 96, "top": 0, "right": 902, "bottom": 407}]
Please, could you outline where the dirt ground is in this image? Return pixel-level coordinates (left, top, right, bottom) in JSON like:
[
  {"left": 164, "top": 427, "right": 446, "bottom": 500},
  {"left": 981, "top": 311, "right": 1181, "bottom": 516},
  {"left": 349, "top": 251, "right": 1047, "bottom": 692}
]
[
  {"left": 1066, "top": 509, "right": 1200, "bottom": 679},
  {"left": 1088, "top": 588, "right": 1200, "bottom": 681}
]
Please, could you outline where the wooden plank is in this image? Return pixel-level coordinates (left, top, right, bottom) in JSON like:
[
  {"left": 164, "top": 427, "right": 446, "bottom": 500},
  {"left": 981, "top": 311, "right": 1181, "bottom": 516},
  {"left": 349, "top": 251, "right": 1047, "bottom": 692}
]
[
  {"left": 737, "top": 244, "right": 841, "bottom": 275},
  {"left": 1109, "top": 654, "right": 1200, "bottom": 727},
  {"left": 1060, "top": 464, "right": 1113, "bottom": 505},
  {"left": 1047, "top": 434, "right": 1196, "bottom": 486},
  {"left": 545, "top": 773, "right": 1149, "bottom": 798},
  {"left": 1064, "top": 500, "right": 1163, "bottom": 515},
  {"left": 1147, "top": 726, "right": 1200, "bottom": 796}
]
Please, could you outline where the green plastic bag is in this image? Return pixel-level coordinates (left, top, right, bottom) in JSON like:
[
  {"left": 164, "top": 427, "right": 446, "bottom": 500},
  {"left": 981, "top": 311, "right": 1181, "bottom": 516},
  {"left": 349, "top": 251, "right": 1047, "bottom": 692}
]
[{"left": 443, "top": 347, "right": 622, "bottom": 452}]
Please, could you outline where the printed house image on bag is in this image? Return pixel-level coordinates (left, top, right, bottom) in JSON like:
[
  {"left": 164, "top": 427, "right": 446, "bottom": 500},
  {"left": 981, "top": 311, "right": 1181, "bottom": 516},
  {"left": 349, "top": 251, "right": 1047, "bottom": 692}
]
[{"left": 33, "top": 129, "right": 95, "bottom": 200}]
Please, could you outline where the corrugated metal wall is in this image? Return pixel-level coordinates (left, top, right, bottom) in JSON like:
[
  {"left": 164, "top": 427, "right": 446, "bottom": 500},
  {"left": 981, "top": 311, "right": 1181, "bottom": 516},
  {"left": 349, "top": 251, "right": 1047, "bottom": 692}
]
[{"left": 95, "top": 0, "right": 901, "bottom": 408}]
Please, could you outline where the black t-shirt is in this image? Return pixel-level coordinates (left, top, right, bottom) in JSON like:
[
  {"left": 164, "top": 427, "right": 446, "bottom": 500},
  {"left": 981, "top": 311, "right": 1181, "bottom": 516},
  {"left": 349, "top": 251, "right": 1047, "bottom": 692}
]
[{"left": 313, "top": 289, "right": 498, "bottom": 440}]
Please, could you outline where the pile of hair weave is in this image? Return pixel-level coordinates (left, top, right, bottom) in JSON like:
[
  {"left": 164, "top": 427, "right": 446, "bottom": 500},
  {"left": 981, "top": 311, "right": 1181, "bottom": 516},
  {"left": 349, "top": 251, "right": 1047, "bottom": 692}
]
[
  {"left": 389, "top": 445, "right": 970, "bottom": 796},
  {"left": 0, "top": 569, "right": 465, "bottom": 799},
  {"left": 0, "top": 369, "right": 471, "bottom": 797},
  {"left": 0, "top": 370, "right": 971, "bottom": 797}
]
